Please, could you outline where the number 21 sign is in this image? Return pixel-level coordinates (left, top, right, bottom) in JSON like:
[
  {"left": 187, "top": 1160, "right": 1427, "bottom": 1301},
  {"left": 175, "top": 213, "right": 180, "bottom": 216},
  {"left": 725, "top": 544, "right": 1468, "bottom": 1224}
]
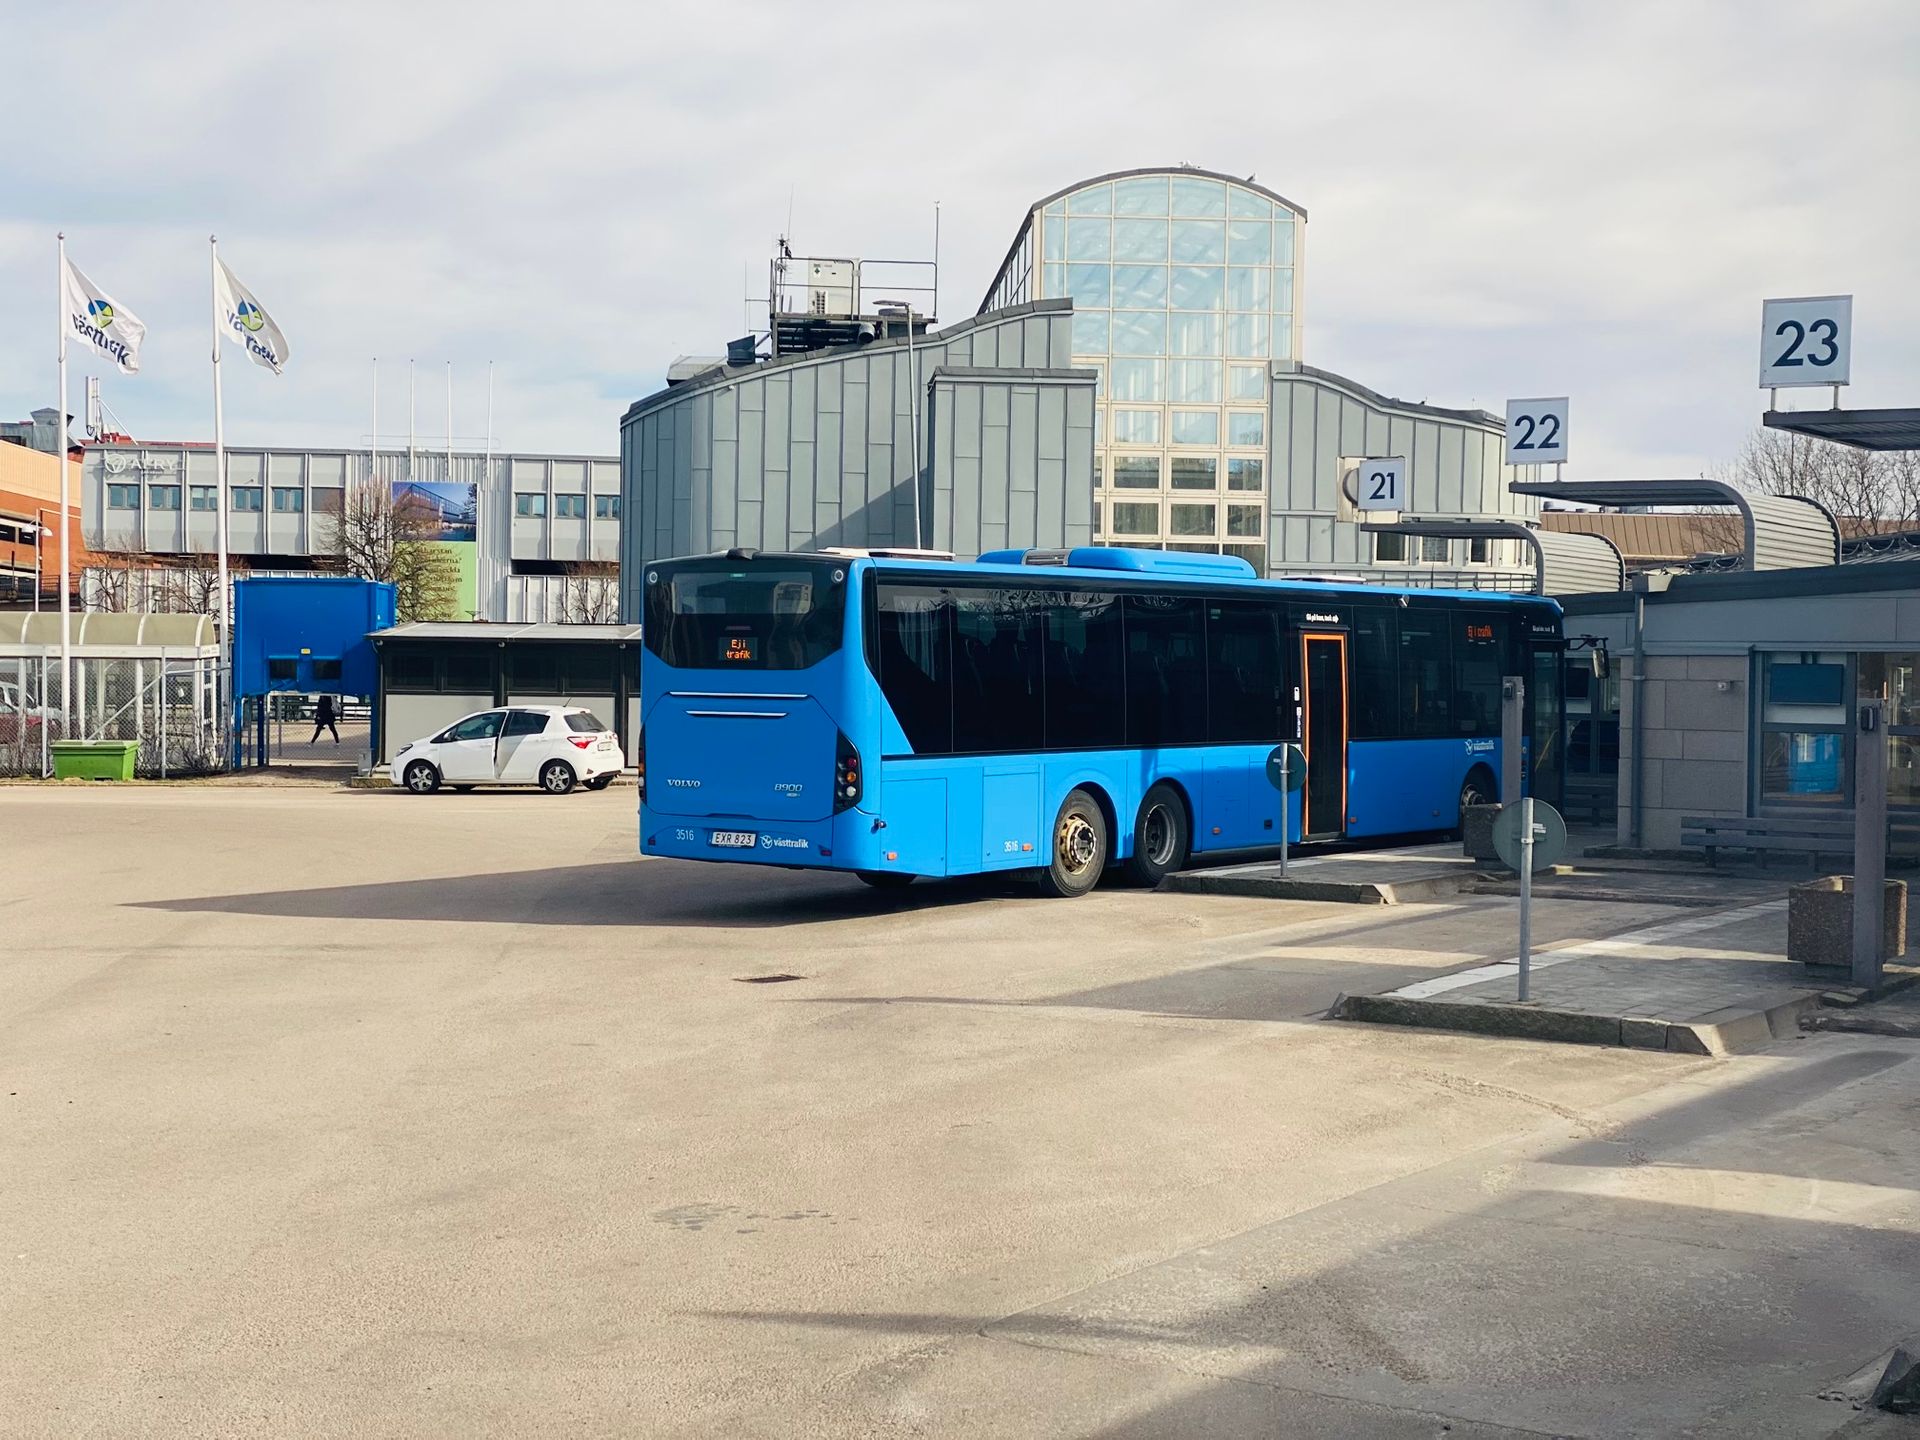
[
  {"left": 1505, "top": 397, "right": 1569, "bottom": 467},
  {"left": 1354, "top": 457, "right": 1406, "bottom": 511},
  {"left": 1760, "top": 295, "right": 1851, "bottom": 389}
]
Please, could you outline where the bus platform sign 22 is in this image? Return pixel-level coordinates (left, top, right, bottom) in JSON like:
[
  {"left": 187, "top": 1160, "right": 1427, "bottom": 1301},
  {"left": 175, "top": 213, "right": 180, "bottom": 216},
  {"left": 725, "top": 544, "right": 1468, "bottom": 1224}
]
[
  {"left": 1504, "top": 397, "right": 1568, "bottom": 467},
  {"left": 1760, "top": 295, "right": 1851, "bottom": 388}
]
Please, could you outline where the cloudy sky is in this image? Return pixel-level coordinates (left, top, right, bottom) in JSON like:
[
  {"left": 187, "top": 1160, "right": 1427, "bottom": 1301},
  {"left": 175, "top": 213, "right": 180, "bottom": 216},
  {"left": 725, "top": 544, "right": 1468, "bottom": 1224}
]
[{"left": 3, "top": 1, "right": 1914, "bottom": 477}]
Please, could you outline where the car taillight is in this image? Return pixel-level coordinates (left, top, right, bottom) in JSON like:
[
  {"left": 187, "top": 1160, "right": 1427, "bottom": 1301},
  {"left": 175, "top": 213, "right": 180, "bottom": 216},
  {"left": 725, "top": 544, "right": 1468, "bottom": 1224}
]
[
  {"left": 835, "top": 731, "right": 862, "bottom": 814},
  {"left": 635, "top": 727, "right": 646, "bottom": 801},
  {"left": 569, "top": 736, "right": 592, "bottom": 749}
]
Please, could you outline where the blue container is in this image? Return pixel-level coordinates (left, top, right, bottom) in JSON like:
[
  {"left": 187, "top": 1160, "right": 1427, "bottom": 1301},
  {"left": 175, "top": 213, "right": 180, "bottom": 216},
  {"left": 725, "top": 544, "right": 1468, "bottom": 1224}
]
[{"left": 232, "top": 576, "right": 397, "bottom": 698}]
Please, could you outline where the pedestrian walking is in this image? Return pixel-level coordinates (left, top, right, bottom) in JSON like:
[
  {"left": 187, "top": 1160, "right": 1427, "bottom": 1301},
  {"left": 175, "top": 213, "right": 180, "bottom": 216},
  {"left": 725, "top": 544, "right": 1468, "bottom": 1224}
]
[{"left": 311, "top": 693, "right": 341, "bottom": 744}]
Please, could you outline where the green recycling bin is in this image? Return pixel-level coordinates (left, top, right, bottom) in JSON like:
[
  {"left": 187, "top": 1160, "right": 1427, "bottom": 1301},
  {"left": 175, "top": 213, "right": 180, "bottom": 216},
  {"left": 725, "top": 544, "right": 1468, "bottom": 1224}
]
[{"left": 50, "top": 739, "right": 140, "bottom": 781}]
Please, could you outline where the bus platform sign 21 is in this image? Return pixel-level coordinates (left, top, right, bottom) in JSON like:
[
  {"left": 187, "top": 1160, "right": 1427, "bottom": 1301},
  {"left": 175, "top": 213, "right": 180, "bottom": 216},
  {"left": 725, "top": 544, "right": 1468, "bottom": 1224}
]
[
  {"left": 1760, "top": 295, "right": 1851, "bottom": 389},
  {"left": 1354, "top": 457, "right": 1407, "bottom": 511}
]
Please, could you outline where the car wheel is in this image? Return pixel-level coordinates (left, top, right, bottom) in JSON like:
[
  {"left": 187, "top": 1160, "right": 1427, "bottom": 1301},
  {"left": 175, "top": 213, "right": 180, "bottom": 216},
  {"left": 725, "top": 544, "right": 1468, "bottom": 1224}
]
[
  {"left": 855, "top": 870, "right": 914, "bottom": 889},
  {"left": 540, "top": 760, "right": 577, "bottom": 795},
  {"left": 1123, "top": 782, "right": 1190, "bottom": 887},
  {"left": 403, "top": 760, "right": 441, "bottom": 795},
  {"left": 1038, "top": 787, "right": 1108, "bottom": 898}
]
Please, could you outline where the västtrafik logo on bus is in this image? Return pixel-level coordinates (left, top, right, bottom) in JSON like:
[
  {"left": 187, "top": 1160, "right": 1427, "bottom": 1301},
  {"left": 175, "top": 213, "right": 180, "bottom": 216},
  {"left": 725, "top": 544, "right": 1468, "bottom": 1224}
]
[
  {"left": 87, "top": 298, "right": 114, "bottom": 329},
  {"left": 236, "top": 298, "right": 265, "bottom": 334}
]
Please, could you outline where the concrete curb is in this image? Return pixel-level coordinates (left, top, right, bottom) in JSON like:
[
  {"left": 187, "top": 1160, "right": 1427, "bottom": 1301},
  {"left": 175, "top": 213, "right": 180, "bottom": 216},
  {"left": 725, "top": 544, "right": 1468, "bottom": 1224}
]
[
  {"left": 1330, "top": 989, "right": 1823, "bottom": 1056},
  {"left": 1164, "top": 869, "right": 1475, "bottom": 905}
]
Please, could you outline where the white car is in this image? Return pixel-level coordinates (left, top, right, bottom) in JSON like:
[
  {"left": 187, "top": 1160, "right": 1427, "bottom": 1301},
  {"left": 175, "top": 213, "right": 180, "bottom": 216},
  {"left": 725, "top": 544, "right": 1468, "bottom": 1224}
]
[{"left": 391, "top": 705, "right": 625, "bottom": 795}]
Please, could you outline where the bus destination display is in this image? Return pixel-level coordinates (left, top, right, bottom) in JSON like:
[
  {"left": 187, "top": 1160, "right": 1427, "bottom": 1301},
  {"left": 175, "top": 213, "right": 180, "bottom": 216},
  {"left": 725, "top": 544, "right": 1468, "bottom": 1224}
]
[{"left": 720, "top": 635, "right": 758, "bottom": 664}]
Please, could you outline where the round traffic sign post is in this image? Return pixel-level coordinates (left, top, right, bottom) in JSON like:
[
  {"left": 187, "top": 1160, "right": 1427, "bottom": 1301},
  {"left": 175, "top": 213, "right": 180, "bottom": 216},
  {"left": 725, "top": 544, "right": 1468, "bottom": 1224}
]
[
  {"left": 1492, "top": 798, "right": 1566, "bottom": 873},
  {"left": 1491, "top": 797, "right": 1565, "bottom": 1004},
  {"left": 1265, "top": 743, "right": 1306, "bottom": 793}
]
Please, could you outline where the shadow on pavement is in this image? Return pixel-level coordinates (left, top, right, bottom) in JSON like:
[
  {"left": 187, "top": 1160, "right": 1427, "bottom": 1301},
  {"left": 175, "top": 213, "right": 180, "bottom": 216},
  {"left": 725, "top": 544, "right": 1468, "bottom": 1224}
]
[{"left": 128, "top": 859, "right": 1042, "bottom": 929}]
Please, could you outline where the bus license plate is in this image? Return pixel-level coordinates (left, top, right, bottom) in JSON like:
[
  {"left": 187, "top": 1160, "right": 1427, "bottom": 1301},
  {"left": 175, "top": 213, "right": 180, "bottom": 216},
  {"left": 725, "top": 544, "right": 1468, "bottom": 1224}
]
[{"left": 710, "top": 830, "right": 757, "bottom": 848}]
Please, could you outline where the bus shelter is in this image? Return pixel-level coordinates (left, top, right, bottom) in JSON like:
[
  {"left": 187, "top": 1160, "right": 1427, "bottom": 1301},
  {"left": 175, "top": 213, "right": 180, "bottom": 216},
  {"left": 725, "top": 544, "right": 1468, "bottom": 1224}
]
[{"left": 0, "top": 612, "right": 223, "bottom": 778}]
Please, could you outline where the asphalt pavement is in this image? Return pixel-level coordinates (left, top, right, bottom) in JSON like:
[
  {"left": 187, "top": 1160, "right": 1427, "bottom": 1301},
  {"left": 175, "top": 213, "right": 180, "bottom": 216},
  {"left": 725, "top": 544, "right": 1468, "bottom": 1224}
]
[{"left": 3, "top": 785, "right": 1917, "bottom": 1438}]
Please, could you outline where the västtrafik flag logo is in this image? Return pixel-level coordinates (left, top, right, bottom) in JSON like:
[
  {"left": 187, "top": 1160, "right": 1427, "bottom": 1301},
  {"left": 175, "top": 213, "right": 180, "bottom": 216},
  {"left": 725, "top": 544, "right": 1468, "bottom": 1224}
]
[
  {"left": 214, "top": 258, "right": 289, "bottom": 375},
  {"left": 61, "top": 258, "right": 146, "bottom": 375}
]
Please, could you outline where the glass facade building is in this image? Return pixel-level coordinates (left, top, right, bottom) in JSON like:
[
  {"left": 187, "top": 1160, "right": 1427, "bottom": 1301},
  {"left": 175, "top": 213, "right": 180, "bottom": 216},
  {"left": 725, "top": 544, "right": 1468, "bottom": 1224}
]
[{"left": 982, "top": 168, "right": 1305, "bottom": 572}]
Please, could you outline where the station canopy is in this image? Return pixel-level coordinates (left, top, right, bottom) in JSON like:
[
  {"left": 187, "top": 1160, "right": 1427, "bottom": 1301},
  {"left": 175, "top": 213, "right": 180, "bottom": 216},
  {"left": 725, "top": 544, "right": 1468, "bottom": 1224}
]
[
  {"left": 1763, "top": 407, "right": 1920, "bottom": 452},
  {"left": 1509, "top": 478, "right": 1839, "bottom": 572},
  {"left": 1358, "top": 518, "right": 1624, "bottom": 596}
]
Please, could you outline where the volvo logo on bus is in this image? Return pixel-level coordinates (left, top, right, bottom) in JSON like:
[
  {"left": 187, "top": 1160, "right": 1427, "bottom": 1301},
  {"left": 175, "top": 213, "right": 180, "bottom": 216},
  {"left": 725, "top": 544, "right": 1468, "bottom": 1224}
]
[{"left": 666, "top": 777, "right": 702, "bottom": 788}]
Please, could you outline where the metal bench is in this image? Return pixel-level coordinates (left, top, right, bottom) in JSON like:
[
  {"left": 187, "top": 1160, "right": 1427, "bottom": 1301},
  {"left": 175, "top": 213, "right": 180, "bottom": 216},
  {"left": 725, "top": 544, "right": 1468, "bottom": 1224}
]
[
  {"left": 1681, "top": 814, "right": 1920, "bottom": 869},
  {"left": 1564, "top": 772, "right": 1617, "bottom": 826}
]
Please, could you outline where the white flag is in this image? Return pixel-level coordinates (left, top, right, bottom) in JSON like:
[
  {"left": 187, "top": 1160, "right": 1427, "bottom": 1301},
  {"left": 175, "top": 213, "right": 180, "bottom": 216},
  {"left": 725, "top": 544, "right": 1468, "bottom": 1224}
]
[
  {"left": 213, "top": 258, "right": 290, "bottom": 375},
  {"left": 61, "top": 257, "right": 146, "bottom": 376}
]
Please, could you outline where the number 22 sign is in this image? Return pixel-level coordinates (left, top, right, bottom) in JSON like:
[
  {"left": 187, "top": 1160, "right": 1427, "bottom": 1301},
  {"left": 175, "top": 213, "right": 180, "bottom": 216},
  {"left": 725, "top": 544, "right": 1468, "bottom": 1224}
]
[
  {"left": 1760, "top": 295, "right": 1851, "bottom": 388},
  {"left": 1505, "top": 397, "right": 1569, "bottom": 467}
]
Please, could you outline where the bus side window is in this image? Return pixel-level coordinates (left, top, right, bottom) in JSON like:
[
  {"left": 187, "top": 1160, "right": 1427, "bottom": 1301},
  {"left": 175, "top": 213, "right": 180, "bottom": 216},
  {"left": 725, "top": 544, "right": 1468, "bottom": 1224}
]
[
  {"left": 1350, "top": 609, "right": 1397, "bottom": 739},
  {"left": 1044, "top": 592, "right": 1124, "bottom": 750},
  {"left": 1207, "top": 601, "right": 1284, "bottom": 742},
  {"left": 1398, "top": 615, "right": 1452, "bottom": 738},
  {"left": 1125, "top": 594, "right": 1208, "bottom": 745},
  {"left": 876, "top": 585, "right": 954, "bottom": 755}
]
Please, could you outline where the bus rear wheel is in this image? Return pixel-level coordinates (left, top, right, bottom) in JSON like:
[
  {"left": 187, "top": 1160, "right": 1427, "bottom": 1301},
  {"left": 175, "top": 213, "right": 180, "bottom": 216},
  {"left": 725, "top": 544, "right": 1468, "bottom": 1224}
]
[
  {"left": 1124, "top": 783, "right": 1189, "bottom": 887},
  {"left": 1458, "top": 765, "right": 1497, "bottom": 831},
  {"left": 1040, "top": 787, "right": 1108, "bottom": 898},
  {"left": 855, "top": 870, "right": 914, "bottom": 890}
]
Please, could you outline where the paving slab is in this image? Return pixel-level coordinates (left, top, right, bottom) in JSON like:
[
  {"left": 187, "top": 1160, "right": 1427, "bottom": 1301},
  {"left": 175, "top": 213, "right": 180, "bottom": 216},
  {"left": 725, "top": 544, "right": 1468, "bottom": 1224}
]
[
  {"left": 1336, "top": 897, "right": 1916, "bottom": 1055},
  {"left": 1167, "top": 841, "right": 1502, "bottom": 904}
]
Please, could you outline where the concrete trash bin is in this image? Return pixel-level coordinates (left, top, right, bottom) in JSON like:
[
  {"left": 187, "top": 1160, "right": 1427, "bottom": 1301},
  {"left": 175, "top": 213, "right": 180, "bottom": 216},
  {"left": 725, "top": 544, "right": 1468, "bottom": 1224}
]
[
  {"left": 1788, "top": 875, "right": 1907, "bottom": 971},
  {"left": 1462, "top": 803, "right": 1502, "bottom": 861},
  {"left": 49, "top": 739, "right": 139, "bottom": 781}
]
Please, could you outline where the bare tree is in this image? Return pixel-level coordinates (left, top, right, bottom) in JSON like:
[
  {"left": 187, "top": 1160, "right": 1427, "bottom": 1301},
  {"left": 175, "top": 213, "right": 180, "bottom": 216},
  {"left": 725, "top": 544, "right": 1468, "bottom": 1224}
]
[
  {"left": 561, "top": 560, "right": 620, "bottom": 624},
  {"left": 331, "top": 484, "right": 462, "bottom": 621},
  {"left": 1711, "top": 427, "right": 1920, "bottom": 545},
  {"left": 153, "top": 551, "right": 228, "bottom": 616}
]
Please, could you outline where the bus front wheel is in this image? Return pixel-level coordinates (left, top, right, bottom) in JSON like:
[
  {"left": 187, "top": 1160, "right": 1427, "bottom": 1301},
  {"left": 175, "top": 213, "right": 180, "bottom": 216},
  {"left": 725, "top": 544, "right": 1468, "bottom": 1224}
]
[
  {"left": 1040, "top": 787, "right": 1108, "bottom": 898},
  {"left": 1124, "top": 783, "right": 1189, "bottom": 887}
]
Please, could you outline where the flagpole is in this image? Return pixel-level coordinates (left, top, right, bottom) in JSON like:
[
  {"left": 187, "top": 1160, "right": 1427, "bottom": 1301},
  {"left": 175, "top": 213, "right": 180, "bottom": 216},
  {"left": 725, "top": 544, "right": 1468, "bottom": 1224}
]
[
  {"left": 55, "top": 233, "right": 71, "bottom": 737},
  {"left": 483, "top": 359, "right": 493, "bottom": 622},
  {"left": 370, "top": 357, "right": 378, "bottom": 491},
  {"left": 407, "top": 359, "right": 415, "bottom": 482},
  {"left": 210, "top": 236, "right": 232, "bottom": 757}
]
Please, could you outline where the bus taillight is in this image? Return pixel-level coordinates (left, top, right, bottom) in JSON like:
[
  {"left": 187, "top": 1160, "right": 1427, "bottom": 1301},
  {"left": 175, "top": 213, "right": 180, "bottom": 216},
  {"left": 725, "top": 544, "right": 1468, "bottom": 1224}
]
[
  {"left": 635, "top": 727, "right": 646, "bottom": 802},
  {"left": 835, "top": 731, "right": 862, "bottom": 813}
]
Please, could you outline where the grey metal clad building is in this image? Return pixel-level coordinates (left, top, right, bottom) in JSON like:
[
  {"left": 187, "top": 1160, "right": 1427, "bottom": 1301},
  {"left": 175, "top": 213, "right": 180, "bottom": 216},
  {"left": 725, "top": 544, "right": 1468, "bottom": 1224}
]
[
  {"left": 623, "top": 164, "right": 1558, "bottom": 604},
  {"left": 978, "top": 165, "right": 1545, "bottom": 582},
  {"left": 81, "top": 442, "right": 619, "bottom": 622},
  {"left": 618, "top": 299, "right": 1094, "bottom": 615}
]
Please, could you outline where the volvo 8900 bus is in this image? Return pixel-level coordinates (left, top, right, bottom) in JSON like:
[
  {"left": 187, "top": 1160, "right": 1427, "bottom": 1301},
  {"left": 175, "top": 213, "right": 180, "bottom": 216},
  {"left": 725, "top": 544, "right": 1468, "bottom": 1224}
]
[{"left": 639, "top": 546, "right": 1562, "bottom": 897}]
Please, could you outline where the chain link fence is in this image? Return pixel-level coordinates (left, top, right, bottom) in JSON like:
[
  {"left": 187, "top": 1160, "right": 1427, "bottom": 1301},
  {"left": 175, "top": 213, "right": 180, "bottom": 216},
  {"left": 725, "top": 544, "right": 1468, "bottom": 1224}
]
[{"left": 0, "top": 652, "right": 227, "bottom": 778}]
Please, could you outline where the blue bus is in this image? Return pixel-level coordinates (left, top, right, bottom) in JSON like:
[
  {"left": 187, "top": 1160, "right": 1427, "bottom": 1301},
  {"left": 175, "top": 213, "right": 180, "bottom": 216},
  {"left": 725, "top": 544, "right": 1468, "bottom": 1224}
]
[{"left": 638, "top": 547, "right": 1563, "bottom": 897}]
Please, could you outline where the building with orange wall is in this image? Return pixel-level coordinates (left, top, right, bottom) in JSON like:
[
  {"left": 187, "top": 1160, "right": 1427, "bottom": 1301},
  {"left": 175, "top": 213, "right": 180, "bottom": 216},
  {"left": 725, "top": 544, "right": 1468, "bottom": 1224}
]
[{"left": 0, "top": 436, "right": 86, "bottom": 608}]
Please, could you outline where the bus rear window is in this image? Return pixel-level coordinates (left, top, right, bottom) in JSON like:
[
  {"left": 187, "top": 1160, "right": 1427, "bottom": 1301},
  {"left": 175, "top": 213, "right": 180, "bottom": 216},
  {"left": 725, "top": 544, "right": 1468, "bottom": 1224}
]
[{"left": 644, "top": 562, "right": 846, "bottom": 670}]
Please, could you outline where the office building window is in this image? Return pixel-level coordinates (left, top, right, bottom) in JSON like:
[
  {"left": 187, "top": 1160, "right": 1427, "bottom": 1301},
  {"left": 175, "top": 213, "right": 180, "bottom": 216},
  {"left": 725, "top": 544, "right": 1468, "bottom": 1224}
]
[
  {"left": 1468, "top": 537, "right": 1491, "bottom": 564},
  {"left": 1227, "top": 504, "right": 1263, "bottom": 538},
  {"left": 1229, "top": 364, "right": 1266, "bottom": 400},
  {"left": 271, "top": 487, "right": 304, "bottom": 513},
  {"left": 1375, "top": 532, "right": 1408, "bottom": 563},
  {"left": 1111, "top": 456, "right": 1160, "bottom": 489},
  {"left": 312, "top": 488, "right": 343, "bottom": 515},
  {"left": 232, "top": 487, "right": 264, "bottom": 512},
  {"left": 1420, "top": 536, "right": 1451, "bottom": 564},
  {"left": 1226, "top": 458, "right": 1263, "bottom": 492},
  {"left": 554, "top": 493, "right": 586, "bottom": 519},
  {"left": 1169, "top": 502, "right": 1216, "bottom": 538},
  {"left": 516, "top": 493, "right": 547, "bottom": 518},
  {"left": 1170, "top": 457, "right": 1217, "bottom": 491},
  {"left": 149, "top": 485, "right": 181, "bottom": 511},
  {"left": 595, "top": 494, "right": 621, "bottom": 519},
  {"left": 108, "top": 483, "right": 139, "bottom": 509},
  {"left": 1759, "top": 652, "right": 1850, "bottom": 805},
  {"left": 1227, "top": 412, "right": 1264, "bottom": 446},
  {"left": 1112, "top": 409, "right": 1161, "bottom": 445},
  {"left": 1110, "top": 502, "right": 1158, "bottom": 535},
  {"left": 190, "top": 486, "right": 217, "bottom": 511},
  {"left": 1170, "top": 411, "right": 1219, "bottom": 446}
]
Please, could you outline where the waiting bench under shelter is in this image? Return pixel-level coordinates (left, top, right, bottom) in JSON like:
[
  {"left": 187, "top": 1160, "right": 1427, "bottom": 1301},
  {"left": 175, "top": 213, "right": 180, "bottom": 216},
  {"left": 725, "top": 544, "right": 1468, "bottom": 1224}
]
[{"left": 1682, "top": 814, "right": 1920, "bottom": 869}]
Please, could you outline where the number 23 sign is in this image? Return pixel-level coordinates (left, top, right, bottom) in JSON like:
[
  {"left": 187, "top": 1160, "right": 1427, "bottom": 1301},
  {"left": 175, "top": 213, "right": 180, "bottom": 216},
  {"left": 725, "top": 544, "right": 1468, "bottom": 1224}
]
[{"left": 1760, "top": 295, "right": 1851, "bottom": 388}]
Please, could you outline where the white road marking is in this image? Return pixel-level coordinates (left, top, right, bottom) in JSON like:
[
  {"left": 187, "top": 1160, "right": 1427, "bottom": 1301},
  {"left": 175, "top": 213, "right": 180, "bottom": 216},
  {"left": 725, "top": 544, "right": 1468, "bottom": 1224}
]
[{"left": 1385, "top": 899, "right": 1789, "bottom": 1000}]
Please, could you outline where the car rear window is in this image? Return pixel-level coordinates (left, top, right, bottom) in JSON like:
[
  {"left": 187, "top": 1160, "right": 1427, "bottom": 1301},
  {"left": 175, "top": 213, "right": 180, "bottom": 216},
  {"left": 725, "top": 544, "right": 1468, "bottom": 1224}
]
[{"left": 564, "top": 712, "right": 608, "bottom": 733}]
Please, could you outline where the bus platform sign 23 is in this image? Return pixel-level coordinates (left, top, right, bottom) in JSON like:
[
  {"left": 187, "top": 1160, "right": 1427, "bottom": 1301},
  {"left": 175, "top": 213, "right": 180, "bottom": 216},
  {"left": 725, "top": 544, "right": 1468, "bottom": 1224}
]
[{"left": 1760, "top": 295, "right": 1851, "bottom": 389}]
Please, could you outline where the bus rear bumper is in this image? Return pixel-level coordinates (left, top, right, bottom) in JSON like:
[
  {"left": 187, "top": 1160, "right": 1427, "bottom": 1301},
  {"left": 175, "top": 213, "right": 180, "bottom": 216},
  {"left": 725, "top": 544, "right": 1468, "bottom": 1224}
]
[{"left": 638, "top": 805, "right": 884, "bottom": 872}]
